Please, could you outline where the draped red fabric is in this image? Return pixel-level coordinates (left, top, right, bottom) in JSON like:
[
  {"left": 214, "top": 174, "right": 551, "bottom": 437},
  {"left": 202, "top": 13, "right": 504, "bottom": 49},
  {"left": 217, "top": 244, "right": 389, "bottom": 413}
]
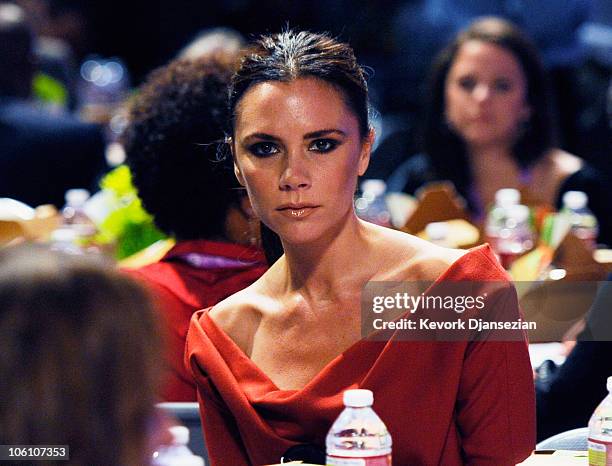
[
  {"left": 125, "top": 240, "right": 267, "bottom": 401},
  {"left": 186, "top": 245, "right": 535, "bottom": 465}
]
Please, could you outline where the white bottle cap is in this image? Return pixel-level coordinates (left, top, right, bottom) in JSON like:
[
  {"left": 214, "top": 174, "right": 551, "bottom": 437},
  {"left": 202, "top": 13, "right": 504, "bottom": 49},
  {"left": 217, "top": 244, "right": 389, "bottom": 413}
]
[
  {"left": 360, "top": 179, "right": 387, "bottom": 197},
  {"left": 343, "top": 389, "right": 374, "bottom": 407},
  {"left": 425, "top": 222, "right": 449, "bottom": 241},
  {"left": 50, "top": 227, "right": 79, "bottom": 243},
  {"left": 495, "top": 189, "right": 520, "bottom": 207},
  {"left": 562, "top": 191, "right": 588, "bottom": 210},
  {"left": 169, "top": 425, "right": 190, "bottom": 446},
  {"left": 507, "top": 204, "right": 530, "bottom": 222},
  {"left": 65, "top": 189, "right": 91, "bottom": 207},
  {"left": 607, "top": 376, "right": 612, "bottom": 393}
]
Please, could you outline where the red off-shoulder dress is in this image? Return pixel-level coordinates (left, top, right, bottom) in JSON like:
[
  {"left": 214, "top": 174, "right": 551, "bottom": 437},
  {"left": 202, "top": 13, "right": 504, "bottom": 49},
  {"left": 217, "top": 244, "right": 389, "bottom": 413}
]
[{"left": 185, "top": 245, "right": 535, "bottom": 465}]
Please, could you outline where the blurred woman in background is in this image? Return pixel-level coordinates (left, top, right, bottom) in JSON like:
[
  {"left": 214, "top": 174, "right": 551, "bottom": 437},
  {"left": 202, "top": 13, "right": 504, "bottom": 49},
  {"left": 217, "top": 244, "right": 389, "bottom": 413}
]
[
  {"left": 122, "top": 55, "right": 267, "bottom": 401},
  {"left": 387, "top": 17, "right": 610, "bottom": 245}
]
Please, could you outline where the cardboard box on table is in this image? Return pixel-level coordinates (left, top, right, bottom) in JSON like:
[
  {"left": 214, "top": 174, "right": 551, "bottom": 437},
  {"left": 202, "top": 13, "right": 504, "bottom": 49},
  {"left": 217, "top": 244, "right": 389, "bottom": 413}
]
[{"left": 400, "top": 183, "right": 480, "bottom": 249}]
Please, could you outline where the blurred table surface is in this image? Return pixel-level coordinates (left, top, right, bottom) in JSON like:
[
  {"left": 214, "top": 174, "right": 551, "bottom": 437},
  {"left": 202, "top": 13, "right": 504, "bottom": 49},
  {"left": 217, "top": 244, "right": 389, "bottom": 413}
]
[{"left": 517, "top": 451, "right": 587, "bottom": 465}]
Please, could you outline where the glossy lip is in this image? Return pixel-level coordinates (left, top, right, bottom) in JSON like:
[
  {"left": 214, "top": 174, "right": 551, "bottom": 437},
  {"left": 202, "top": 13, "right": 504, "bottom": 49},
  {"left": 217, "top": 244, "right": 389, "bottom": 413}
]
[{"left": 276, "top": 203, "right": 320, "bottom": 219}]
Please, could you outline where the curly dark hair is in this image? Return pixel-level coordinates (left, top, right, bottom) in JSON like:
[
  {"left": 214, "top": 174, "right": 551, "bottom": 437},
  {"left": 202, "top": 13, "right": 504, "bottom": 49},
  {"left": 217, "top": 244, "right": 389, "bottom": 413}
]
[{"left": 123, "top": 56, "right": 239, "bottom": 240}]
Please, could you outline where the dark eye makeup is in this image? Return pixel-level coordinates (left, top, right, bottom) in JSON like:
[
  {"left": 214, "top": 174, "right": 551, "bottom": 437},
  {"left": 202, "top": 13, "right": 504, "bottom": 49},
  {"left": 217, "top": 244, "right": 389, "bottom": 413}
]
[
  {"left": 248, "top": 141, "right": 280, "bottom": 157},
  {"left": 246, "top": 138, "right": 341, "bottom": 157},
  {"left": 308, "top": 138, "right": 339, "bottom": 153}
]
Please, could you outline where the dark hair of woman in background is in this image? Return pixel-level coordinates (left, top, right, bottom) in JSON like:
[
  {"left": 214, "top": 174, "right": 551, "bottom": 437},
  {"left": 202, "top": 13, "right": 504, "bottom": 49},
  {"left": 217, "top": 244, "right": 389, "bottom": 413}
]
[
  {"left": 388, "top": 17, "right": 610, "bottom": 245},
  {"left": 186, "top": 29, "right": 535, "bottom": 466},
  {"left": 0, "top": 245, "right": 161, "bottom": 466}
]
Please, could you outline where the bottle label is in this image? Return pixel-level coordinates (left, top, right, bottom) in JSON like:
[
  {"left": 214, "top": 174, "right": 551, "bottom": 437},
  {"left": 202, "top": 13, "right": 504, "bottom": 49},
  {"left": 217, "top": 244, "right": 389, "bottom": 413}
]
[
  {"left": 326, "top": 454, "right": 391, "bottom": 466},
  {"left": 588, "top": 438, "right": 612, "bottom": 465}
]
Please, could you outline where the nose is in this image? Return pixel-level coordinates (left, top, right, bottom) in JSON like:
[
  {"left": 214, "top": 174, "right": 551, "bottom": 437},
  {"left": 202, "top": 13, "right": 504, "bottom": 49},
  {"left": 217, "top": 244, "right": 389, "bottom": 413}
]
[
  {"left": 279, "top": 151, "right": 311, "bottom": 191},
  {"left": 473, "top": 84, "right": 491, "bottom": 103}
]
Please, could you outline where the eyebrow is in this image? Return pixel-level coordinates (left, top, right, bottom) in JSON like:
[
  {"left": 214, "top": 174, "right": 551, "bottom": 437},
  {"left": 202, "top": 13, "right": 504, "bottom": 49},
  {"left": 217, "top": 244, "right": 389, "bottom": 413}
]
[
  {"left": 242, "top": 128, "right": 347, "bottom": 143},
  {"left": 303, "top": 129, "right": 347, "bottom": 139}
]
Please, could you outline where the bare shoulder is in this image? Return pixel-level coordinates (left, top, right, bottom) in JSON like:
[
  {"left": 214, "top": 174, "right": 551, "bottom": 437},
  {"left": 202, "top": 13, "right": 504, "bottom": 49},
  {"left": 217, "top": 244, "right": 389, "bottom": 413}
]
[
  {"left": 208, "top": 276, "right": 281, "bottom": 356},
  {"left": 406, "top": 241, "right": 467, "bottom": 281},
  {"left": 368, "top": 224, "right": 468, "bottom": 282}
]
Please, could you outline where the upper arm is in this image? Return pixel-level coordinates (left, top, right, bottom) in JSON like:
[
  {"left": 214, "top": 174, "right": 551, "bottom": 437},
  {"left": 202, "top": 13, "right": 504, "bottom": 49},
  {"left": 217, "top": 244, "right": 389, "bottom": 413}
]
[
  {"left": 456, "top": 284, "right": 536, "bottom": 465},
  {"left": 457, "top": 341, "right": 535, "bottom": 465}
]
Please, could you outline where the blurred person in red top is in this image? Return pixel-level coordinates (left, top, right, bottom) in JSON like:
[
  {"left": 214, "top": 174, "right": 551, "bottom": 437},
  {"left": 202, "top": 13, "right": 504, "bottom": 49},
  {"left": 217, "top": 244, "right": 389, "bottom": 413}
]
[{"left": 122, "top": 55, "right": 267, "bottom": 401}]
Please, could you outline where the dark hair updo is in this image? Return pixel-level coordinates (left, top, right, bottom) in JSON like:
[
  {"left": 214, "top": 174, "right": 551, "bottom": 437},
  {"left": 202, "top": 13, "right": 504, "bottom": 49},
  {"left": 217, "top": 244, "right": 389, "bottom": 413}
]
[
  {"left": 227, "top": 30, "right": 370, "bottom": 263},
  {"left": 229, "top": 29, "right": 370, "bottom": 139}
]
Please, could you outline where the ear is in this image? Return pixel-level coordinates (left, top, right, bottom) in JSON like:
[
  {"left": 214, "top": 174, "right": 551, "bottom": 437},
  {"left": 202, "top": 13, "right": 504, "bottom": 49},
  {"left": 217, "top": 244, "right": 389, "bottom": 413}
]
[
  {"left": 229, "top": 137, "right": 246, "bottom": 186},
  {"left": 234, "top": 161, "right": 246, "bottom": 186},
  {"left": 357, "top": 128, "right": 375, "bottom": 177}
]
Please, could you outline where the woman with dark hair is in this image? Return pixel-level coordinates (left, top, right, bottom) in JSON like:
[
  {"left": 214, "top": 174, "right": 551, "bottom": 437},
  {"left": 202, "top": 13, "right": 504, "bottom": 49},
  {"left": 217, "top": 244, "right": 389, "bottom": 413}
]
[
  {"left": 122, "top": 56, "right": 268, "bottom": 401},
  {"left": 186, "top": 30, "right": 535, "bottom": 465},
  {"left": 0, "top": 244, "right": 162, "bottom": 466},
  {"left": 387, "top": 17, "right": 610, "bottom": 245}
]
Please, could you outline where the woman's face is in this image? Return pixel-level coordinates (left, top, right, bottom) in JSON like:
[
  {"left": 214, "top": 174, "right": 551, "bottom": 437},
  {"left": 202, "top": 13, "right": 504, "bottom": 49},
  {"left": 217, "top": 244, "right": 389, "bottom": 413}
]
[
  {"left": 232, "top": 77, "right": 372, "bottom": 246},
  {"left": 444, "top": 40, "right": 531, "bottom": 149}
]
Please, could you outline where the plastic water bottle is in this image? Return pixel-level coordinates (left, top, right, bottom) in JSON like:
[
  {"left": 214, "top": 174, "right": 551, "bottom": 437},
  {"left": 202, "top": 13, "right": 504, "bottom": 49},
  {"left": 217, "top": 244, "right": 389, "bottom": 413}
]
[
  {"left": 152, "top": 425, "right": 205, "bottom": 466},
  {"left": 355, "top": 180, "right": 392, "bottom": 227},
  {"left": 62, "top": 189, "right": 96, "bottom": 234},
  {"left": 495, "top": 204, "right": 535, "bottom": 269},
  {"left": 561, "top": 191, "right": 599, "bottom": 250},
  {"left": 326, "top": 389, "right": 392, "bottom": 465},
  {"left": 60, "top": 189, "right": 99, "bottom": 250},
  {"left": 485, "top": 188, "right": 521, "bottom": 252},
  {"left": 588, "top": 377, "right": 612, "bottom": 465},
  {"left": 50, "top": 189, "right": 97, "bottom": 254}
]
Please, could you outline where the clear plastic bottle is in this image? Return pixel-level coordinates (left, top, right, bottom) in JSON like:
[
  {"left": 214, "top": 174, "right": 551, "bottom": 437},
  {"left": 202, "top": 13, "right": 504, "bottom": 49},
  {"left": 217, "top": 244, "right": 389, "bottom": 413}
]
[
  {"left": 485, "top": 188, "right": 521, "bottom": 252},
  {"left": 326, "top": 389, "right": 392, "bottom": 466},
  {"left": 152, "top": 425, "right": 205, "bottom": 466},
  {"left": 495, "top": 204, "right": 535, "bottom": 269},
  {"left": 355, "top": 180, "right": 392, "bottom": 227},
  {"left": 561, "top": 191, "right": 599, "bottom": 250},
  {"left": 588, "top": 376, "right": 612, "bottom": 465},
  {"left": 58, "top": 188, "right": 99, "bottom": 251},
  {"left": 62, "top": 189, "right": 96, "bottom": 234}
]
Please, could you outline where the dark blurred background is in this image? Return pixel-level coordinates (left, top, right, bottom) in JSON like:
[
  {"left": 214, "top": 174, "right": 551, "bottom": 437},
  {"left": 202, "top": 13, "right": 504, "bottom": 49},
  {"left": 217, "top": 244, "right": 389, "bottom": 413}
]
[
  {"left": 6, "top": 0, "right": 612, "bottom": 185},
  {"left": 21, "top": 0, "right": 609, "bottom": 166}
]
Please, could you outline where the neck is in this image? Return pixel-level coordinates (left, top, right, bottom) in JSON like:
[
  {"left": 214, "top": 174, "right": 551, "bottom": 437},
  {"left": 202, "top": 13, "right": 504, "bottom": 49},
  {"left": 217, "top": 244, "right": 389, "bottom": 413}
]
[
  {"left": 467, "top": 142, "right": 515, "bottom": 166},
  {"left": 467, "top": 143, "right": 523, "bottom": 179},
  {"left": 279, "top": 211, "right": 372, "bottom": 302}
]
